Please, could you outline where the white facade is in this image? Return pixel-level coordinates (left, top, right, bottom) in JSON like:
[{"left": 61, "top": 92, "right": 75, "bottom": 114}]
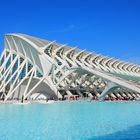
[{"left": 1, "top": 33, "right": 140, "bottom": 102}]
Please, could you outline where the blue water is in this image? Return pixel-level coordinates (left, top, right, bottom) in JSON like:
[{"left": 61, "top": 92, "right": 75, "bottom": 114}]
[{"left": 0, "top": 101, "right": 140, "bottom": 140}]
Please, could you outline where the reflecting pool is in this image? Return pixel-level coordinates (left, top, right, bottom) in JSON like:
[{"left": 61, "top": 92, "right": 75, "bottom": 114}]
[{"left": 0, "top": 101, "right": 140, "bottom": 140}]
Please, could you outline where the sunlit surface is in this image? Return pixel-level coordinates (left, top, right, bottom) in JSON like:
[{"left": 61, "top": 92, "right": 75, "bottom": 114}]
[{"left": 0, "top": 101, "right": 140, "bottom": 140}]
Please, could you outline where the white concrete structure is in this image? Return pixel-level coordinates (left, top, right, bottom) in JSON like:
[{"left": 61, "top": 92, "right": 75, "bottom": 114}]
[{"left": 1, "top": 33, "right": 140, "bottom": 102}]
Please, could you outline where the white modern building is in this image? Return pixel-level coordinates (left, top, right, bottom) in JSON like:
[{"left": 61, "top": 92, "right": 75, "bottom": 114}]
[{"left": 0, "top": 33, "right": 140, "bottom": 102}]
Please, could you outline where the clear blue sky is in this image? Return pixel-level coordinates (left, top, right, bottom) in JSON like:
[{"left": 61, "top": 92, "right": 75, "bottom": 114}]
[{"left": 0, "top": 0, "right": 140, "bottom": 64}]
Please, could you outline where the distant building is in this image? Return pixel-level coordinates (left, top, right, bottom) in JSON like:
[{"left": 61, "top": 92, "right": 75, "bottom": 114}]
[{"left": 0, "top": 33, "right": 140, "bottom": 101}]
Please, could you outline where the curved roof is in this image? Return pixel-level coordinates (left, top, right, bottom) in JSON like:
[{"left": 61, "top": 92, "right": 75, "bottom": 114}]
[
  {"left": 4, "top": 33, "right": 140, "bottom": 76},
  {"left": 14, "top": 33, "right": 50, "bottom": 48}
]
